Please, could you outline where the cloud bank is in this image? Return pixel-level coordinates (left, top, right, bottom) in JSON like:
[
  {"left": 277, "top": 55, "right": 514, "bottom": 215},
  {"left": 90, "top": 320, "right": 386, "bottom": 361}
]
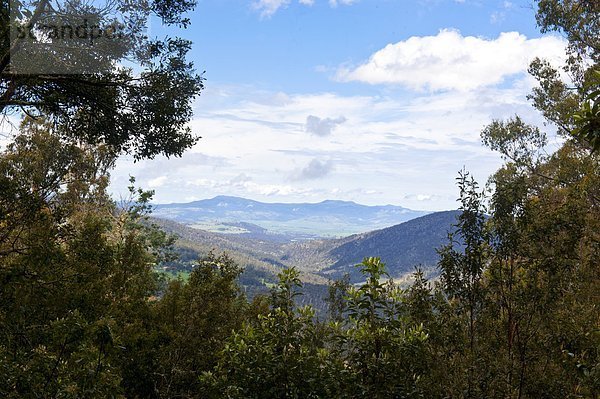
[{"left": 112, "top": 77, "right": 541, "bottom": 210}]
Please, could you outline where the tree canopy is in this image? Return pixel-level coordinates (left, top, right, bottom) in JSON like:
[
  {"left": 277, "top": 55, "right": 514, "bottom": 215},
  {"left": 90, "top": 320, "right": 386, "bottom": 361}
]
[{"left": 1, "top": 0, "right": 203, "bottom": 159}]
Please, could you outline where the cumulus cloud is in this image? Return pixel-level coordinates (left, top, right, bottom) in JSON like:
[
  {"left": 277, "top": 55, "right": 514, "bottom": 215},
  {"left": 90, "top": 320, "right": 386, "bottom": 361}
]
[
  {"left": 305, "top": 115, "right": 347, "bottom": 136},
  {"left": 336, "top": 29, "right": 566, "bottom": 91},
  {"left": 291, "top": 159, "right": 334, "bottom": 181}
]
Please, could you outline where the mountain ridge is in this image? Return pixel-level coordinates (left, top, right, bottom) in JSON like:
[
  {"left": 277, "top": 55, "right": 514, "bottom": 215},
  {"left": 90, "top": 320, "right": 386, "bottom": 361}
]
[
  {"left": 152, "top": 195, "right": 431, "bottom": 238},
  {"left": 156, "top": 195, "right": 405, "bottom": 208}
]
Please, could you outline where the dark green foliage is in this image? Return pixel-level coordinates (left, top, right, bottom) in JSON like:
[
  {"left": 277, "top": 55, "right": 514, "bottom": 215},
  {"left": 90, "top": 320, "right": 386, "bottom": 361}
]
[
  {"left": 340, "top": 258, "right": 430, "bottom": 399},
  {"left": 0, "top": 122, "right": 165, "bottom": 397},
  {"left": 201, "top": 267, "right": 341, "bottom": 398},
  {"left": 325, "top": 273, "right": 350, "bottom": 322},
  {"left": 438, "top": 170, "right": 487, "bottom": 303},
  {"left": 148, "top": 252, "right": 246, "bottom": 398},
  {"left": 202, "top": 260, "right": 432, "bottom": 399},
  {"left": 436, "top": 172, "right": 489, "bottom": 398},
  {"left": 573, "top": 69, "right": 600, "bottom": 152},
  {"left": 1, "top": 0, "right": 203, "bottom": 159}
]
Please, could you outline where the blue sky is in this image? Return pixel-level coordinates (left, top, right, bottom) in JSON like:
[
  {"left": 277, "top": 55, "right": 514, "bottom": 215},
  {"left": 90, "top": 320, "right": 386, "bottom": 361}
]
[
  {"left": 186, "top": 0, "right": 541, "bottom": 92},
  {"left": 112, "top": 0, "right": 567, "bottom": 211}
]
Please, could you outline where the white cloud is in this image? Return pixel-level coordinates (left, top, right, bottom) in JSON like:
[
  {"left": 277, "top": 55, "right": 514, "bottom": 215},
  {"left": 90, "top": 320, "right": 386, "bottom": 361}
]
[
  {"left": 253, "top": 0, "right": 356, "bottom": 17},
  {"left": 0, "top": 115, "right": 22, "bottom": 150},
  {"left": 252, "top": 0, "right": 291, "bottom": 18},
  {"left": 111, "top": 66, "right": 552, "bottom": 210},
  {"left": 329, "top": 0, "right": 357, "bottom": 6},
  {"left": 291, "top": 159, "right": 334, "bottom": 180},
  {"left": 490, "top": 1, "right": 515, "bottom": 24},
  {"left": 252, "top": 0, "right": 316, "bottom": 18},
  {"left": 490, "top": 11, "right": 505, "bottom": 24},
  {"left": 244, "top": 182, "right": 310, "bottom": 196},
  {"left": 148, "top": 176, "right": 168, "bottom": 188},
  {"left": 305, "top": 115, "right": 346, "bottom": 136},
  {"left": 336, "top": 29, "right": 566, "bottom": 91},
  {"left": 187, "top": 176, "right": 313, "bottom": 196}
]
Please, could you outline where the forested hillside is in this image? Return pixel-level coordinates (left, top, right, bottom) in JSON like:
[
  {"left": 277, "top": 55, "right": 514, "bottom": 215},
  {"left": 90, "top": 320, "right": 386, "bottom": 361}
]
[
  {"left": 148, "top": 210, "right": 458, "bottom": 315},
  {"left": 0, "top": 0, "right": 598, "bottom": 398},
  {"left": 154, "top": 210, "right": 459, "bottom": 288},
  {"left": 322, "top": 210, "right": 460, "bottom": 282}
]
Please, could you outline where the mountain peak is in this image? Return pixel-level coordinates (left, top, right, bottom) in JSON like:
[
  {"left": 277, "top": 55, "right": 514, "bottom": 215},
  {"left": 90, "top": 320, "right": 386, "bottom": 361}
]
[
  {"left": 211, "top": 195, "right": 243, "bottom": 201},
  {"left": 318, "top": 199, "right": 357, "bottom": 205}
]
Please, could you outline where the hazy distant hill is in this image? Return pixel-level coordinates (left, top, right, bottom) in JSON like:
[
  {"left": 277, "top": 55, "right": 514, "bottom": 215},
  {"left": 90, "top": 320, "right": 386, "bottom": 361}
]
[
  {"left": 316, "top": 210, "right": 460, "bottom": 282},
  {"left": 155, "top": 210, "right": 459, "bottom": 284},
  {"left": 153, "top": 196, "right": 429, "bottom": 238}
]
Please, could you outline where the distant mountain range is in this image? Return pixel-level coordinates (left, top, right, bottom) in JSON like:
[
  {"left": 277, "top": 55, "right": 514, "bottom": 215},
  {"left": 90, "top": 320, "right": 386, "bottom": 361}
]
[{"left": 153, "top": 195, "right": 430, "bottom": 238}]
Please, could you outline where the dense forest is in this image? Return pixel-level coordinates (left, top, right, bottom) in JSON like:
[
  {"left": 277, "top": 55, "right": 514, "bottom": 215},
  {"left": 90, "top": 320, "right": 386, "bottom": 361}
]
[{"left": 1, "top": 0, "right": 598, "bottom": 398}]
